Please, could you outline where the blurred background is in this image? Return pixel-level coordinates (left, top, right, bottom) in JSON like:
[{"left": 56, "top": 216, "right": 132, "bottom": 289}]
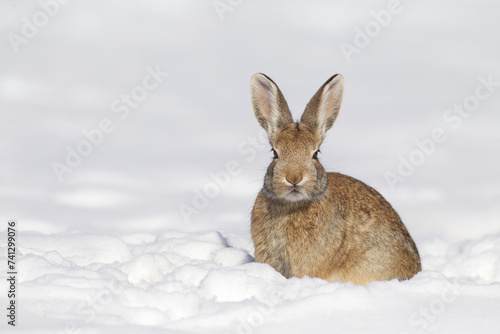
[{"left": 1, "top": 0, "right": 499, "bottom": 245}]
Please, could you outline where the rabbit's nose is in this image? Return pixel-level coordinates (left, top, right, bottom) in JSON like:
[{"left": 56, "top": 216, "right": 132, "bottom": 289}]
[{"left": 286, "top": 174, "right": 303, "bottom": 186}]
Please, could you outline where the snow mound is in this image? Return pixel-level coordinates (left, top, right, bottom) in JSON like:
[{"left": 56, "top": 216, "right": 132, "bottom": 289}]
[
  {"left": 421, "top": 234, "right": 500, "bottom": 283},
  {"left": 5, "top": 231, "right": 500, "bottom": 333}
]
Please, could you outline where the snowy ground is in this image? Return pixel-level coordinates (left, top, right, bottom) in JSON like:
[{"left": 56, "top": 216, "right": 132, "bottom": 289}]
[{"left": 1, "top": 0, "right": 500, "bottom": 333}]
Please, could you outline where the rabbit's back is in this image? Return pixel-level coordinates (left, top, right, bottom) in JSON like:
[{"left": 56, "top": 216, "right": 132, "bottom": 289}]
[{"left": 251, "top": 172, "right": 422, "bottom": 285}]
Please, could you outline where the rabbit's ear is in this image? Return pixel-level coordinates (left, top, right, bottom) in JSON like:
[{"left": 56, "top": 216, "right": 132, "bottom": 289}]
[
  {"left": 300, "top": 74, "right": 344, "bottom": 141},
  {"left": 250, "top": 73, "right": 293, "bottom": 141}
]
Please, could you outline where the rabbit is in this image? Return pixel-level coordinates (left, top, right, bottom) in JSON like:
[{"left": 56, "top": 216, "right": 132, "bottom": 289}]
[{"left": 250, "top": 73, "right": 421, "bottom": 285}]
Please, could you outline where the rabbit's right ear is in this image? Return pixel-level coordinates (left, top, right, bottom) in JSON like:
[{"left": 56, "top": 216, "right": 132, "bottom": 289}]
[{"left": 250, "top": 73, "right": 293, "bottom": 142}]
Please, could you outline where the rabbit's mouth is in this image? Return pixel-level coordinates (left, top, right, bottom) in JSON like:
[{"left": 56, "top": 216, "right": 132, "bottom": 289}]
[{"left": 283, "top": 188, "right": 310, "bottom": 202}]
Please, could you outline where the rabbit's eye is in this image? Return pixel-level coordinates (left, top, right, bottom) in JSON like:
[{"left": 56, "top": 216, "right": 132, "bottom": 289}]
[
  {"left": 313, "top": 150, "right": 320, "bottom": 159},
  {"left": 272, "top": 149, "right": 279, "bottom": 159}
]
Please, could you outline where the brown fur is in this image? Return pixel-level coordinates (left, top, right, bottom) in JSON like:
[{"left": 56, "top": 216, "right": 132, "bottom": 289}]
[{"left": 249, "top": 73, "right": 421, "bottom": 285}]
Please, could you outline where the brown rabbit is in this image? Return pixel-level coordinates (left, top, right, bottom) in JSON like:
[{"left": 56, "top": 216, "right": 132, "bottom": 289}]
[{"left": 250, "top": 73, "right": 421, "bottom": 285}]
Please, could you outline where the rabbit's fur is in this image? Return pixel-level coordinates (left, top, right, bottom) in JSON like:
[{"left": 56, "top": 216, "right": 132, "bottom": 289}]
[{"left": 250, "top": 73, "right": 421, "bottom": 285}]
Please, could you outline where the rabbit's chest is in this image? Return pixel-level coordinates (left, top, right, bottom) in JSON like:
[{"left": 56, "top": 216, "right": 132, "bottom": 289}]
[{"left": 267, "top": 212, "right": 329, "bottom": 278}]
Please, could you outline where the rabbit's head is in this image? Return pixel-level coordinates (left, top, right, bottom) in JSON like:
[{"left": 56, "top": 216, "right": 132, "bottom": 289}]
[{"left": 250, "top": 73, "right": 344, "bottom": 202}]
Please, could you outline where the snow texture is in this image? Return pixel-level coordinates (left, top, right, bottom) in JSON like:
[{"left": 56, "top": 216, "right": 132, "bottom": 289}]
[{"left": 1, "top": 0, "right": 500, "bottom": 333}]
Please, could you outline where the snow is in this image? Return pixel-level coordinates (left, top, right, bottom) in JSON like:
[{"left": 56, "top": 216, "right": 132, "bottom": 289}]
[
  {"left": 4, "top": 232, "right": 500, "bottom": 333},
  {"left": 1, "top": 0, "right": 500, "bottom": 333}
]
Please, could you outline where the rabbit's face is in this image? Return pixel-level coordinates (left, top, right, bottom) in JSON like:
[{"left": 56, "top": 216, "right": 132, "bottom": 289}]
[
  {"left": 263, "top": 123, "right": 328, "bottom": 202},
  {"left": 251, "top": 72, "right": 343, "bottom": 202}
]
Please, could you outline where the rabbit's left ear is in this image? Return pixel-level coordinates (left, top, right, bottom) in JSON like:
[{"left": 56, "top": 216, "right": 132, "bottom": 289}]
[
  {"left": 250, "top": 73, "right": 294, "bottom": 142},
  {"left": 300, "top": 74, "right": 344, "bottom": 141}
]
